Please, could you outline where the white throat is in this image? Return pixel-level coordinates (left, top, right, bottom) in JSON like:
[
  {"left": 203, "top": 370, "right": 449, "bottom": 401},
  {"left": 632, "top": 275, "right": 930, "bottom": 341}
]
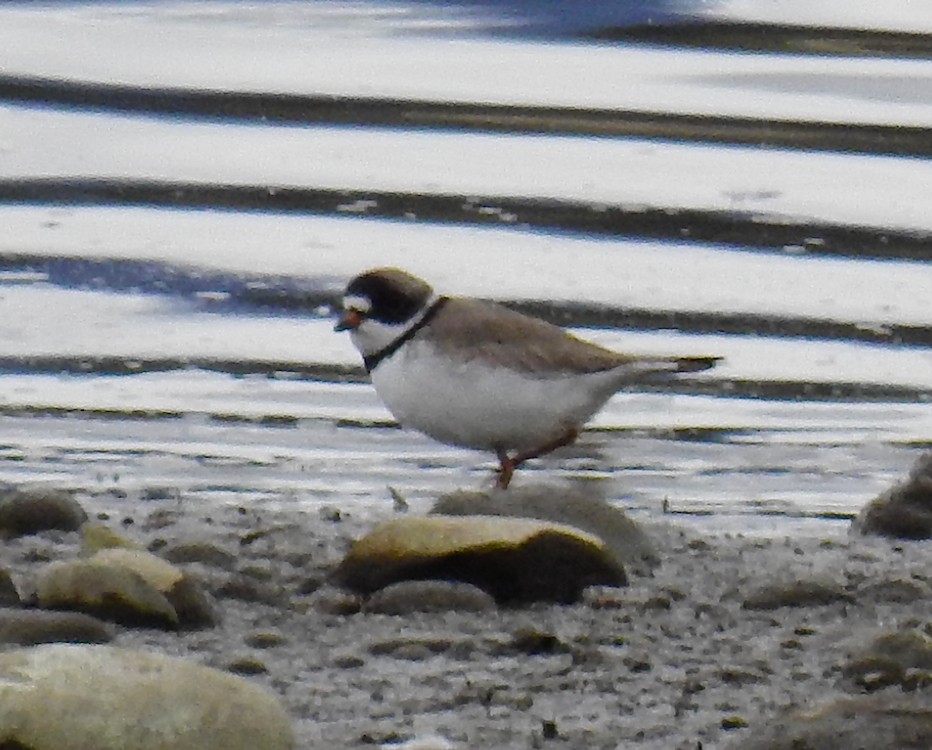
[{"left": 349, "top": 292, "right": 441, "bottom": 360}]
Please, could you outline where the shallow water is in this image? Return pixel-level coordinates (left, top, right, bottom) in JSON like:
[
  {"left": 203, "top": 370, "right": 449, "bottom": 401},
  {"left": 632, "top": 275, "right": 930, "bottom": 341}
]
[{"left": 0, "top": 0, "right": 929, "bottom": 535}]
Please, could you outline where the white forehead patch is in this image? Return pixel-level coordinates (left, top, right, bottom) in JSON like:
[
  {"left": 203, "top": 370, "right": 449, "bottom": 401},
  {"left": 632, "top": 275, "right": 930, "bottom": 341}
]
[{"left": 342, "top": 294, "right": 371, "bottom": 313}]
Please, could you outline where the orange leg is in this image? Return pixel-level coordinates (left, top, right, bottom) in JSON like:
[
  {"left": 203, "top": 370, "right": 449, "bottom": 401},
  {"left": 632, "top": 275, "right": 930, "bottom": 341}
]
[
  {"left": 494, "top": 428, "right": 580, "bottom": 489},
  {"left": 495, "top": 450, "right": 516, "bottom": 490}
]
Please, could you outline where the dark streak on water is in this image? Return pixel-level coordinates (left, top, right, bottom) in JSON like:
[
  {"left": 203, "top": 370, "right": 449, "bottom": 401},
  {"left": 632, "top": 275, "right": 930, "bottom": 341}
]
[
  {"left": 1, "top": 179, "right": 930, "bottom": 263},
  {"left": 589, "top": 21, "right": 932, "bottom": 59},
  {"left": 2, "top": 74, "right": 932, "bottom": 157},
  {"left": 3, "top": 253, "right": 932, "bottom": 348},
  {"left": 0, "top": 353, "right": 928, "bottom": 403}
]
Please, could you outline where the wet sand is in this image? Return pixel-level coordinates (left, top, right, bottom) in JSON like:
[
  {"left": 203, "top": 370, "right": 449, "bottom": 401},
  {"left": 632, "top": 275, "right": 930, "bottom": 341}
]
[{"left": 5, "top": 487, "right": 927, "bottom": 749}]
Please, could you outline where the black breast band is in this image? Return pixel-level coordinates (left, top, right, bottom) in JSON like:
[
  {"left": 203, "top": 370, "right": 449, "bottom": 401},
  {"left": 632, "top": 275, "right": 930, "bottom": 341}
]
[{"left": 363, "top": 296, "right": 449, "bottom": 373}]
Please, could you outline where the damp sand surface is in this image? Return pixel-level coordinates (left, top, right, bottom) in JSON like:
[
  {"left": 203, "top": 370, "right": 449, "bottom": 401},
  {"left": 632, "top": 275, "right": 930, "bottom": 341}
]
[{"left": 3, "top": 488, "right": 927, "bottom": 750}]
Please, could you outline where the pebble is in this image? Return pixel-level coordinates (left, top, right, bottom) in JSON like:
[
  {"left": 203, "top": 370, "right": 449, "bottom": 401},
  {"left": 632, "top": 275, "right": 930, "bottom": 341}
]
[{"left": 0, "top": 488, "right": 88, "bottom": 537}]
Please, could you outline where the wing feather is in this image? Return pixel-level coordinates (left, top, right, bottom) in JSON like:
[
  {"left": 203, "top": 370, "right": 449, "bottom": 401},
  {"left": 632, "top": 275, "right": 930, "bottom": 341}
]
[{"left": 423, "top": 298, "right": 647, "bottom": 375}]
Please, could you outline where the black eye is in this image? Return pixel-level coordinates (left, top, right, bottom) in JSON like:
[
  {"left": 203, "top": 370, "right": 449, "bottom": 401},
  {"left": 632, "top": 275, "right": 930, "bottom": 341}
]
[{"left": 346, "top": 273, "right": 427, "bottom": 325}]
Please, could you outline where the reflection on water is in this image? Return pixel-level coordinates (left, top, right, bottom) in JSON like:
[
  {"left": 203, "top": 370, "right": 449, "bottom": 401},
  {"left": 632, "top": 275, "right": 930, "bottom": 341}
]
[{"left": 0, "top": 0, "right": 929, "bottom": 533}]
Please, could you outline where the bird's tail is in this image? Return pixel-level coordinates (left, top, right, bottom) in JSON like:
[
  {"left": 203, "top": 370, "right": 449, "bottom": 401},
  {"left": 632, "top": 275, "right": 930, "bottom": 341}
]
[
  {"left": 617, "top": 355, "right": 721, "bottom": 383},
  {"left": 672, "top": 356, "right": 721, "bottom": 373}
]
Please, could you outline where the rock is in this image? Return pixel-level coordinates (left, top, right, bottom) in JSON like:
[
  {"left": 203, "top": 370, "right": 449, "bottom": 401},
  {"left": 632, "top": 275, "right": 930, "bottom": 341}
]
[
  {"left": 0, "top": 487, "right": 87, "bottom": 537},
  {"left": 334, "top": 515, "right": 626, "bottom": 604},
  {"left": 841, "top": 630, "right": 932, "bottom": 692},
  {"left": 856, "top": 577, "right": 930, "bottom": 604},
  {"left": 162, "top": 541, "right": 237, "bottom": 570},
  {"left": 308, "top": 585, "right": 362, "bottom": 616},
  {"left": 215, "top": 574, "right": 287, "bottom": 606},
  {"left": 35, "top": 547, "right": 218, "bottom": 629},
  {"left": 90, "top": 547, "right": 186, "bottom": 590},
  {"left": 91, "top": 547, "right": 219, "bottom": 628},
  {"left": 363, "top": 580, "right": 496, "bottom": 614},
  {"left": 432, "top": 483, "right": 660, "bottom": 574},
  {"left": 367, "top": 635, "right": 464, "bottom": 660},
  {"left": 81, "top": 522, "right": 143, "bottom": 555},
  {"left": 0, "top": 567, "right": 20, "bottom": 606},
  {"left": 35, "top": 558, "right": 180, "bottom": 628},
  {"left": 499, "top": 627, "right": 573, "bottom": 656},
  {"left": 731, "top": 692, "right": 932, "bottom": 750},
  {"left": 0, "top": 607, "right": 112, "bottom": 645},
  {"left": 244, "top": 631, "right": 288, "bottom": 649},
  {"left": 0, "top": 644, "right": 294, "bottom": 750},
  {"left": 853, "top": 451, "right": 932, "bottom": 538},
  {"left": 166, "top": 574, "right": 221, "bottom": 628},
  {"left": 742, "top": 578, "right": 853, "bottom": 610},
  {"left": 226, "top": 656, "right": 270, "bottom": 675}
]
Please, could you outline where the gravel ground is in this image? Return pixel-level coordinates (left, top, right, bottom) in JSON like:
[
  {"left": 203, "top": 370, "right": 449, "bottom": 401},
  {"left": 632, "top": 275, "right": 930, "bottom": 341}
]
[{"left": 2, "top": 489, "right": 929, "bottom": 750}]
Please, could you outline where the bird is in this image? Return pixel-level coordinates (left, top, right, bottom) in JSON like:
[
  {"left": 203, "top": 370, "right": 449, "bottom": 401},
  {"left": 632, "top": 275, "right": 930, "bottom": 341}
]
[{"left": 335, "top": 268, "right": 718, "bottom": 489}]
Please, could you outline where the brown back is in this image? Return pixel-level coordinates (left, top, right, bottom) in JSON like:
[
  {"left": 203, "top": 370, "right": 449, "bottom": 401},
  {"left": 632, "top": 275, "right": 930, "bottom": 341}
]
[{"left": 422, "top": 297, "right": 637, "bottom": 375}]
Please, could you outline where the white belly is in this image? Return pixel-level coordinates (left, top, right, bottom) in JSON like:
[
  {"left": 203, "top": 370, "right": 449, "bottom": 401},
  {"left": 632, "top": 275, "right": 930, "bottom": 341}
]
[{"left": 370, "top": 339, "right": 621, "bottom": 452}]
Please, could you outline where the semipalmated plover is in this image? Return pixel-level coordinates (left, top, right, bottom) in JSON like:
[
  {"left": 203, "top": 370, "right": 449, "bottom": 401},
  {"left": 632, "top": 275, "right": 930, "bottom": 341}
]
[{"left": 336, "top": 268, "right": 718, "bottom": 488}]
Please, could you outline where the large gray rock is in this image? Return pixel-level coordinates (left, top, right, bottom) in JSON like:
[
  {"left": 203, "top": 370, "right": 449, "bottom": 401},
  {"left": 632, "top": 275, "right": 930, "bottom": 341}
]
[
  {"left": 334, "top": 514, "right": 626, "bottom": 604},
  {"left": 36, "top": 558, "right": 180, "bottom": 628},
  {"left": 432, "top": 483, "right": 659, "bottom": 575},
  {"left": 853, "top": 452, "right": 932, "bottom": 538},
  {"left": 730, "top": 692, "right": 932, "bottom": 750},
  {"left": 90, "top": 548, "right": 219, "bottom": 628},
  {"left": 35, "top": 548, "right": 218, "bottom": 629},
  {"left": 0, "top": 487, "right": 87, "bottom": 537},
  {"left": 0, "top": 644, "right": 294, "bottom": 750}
]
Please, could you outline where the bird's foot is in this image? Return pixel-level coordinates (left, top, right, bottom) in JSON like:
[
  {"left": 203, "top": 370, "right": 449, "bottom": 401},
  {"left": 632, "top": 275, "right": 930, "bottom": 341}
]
[
  {"left": 495, "top": 451, "right": 516, "bottom": 490},
  {"left": 494, "top": 428, "right": 580, "bottom": 490}
]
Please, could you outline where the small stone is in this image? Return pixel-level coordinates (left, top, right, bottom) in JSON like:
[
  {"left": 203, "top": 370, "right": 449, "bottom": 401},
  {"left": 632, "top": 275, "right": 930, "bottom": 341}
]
[
  {"left": 742, "top": 579, "right": 852, "bottom": 610},
  {"left": 363, "top": 580, "right": 496, "bottom": 614},
  {"left": 167, "top": 574, "right": 221, "bottom": 629},
  {"left": 244, "top": 631, "right": 288, "bottom": 649},
  {"left": 319, "top": 505, "right": 344, "bottom": 522},
  {"left": 309, "top": 586, "right": 362, "bottom": 615},
  {"left": 624, "top": 655, "right": 653, "bottom": 673},
  {"left": 141, "top": 486, "right": 177, "bottom": 501},
  {"left": 296, "top": 574, "right": 325, "bottom": 596},
  {"left": 142, "top": 508, "right": 181, "bottom": 530},
  {"left": 161, "top": 542, "right": 237, "bottom": 570},
  {"left": 0, "top": 488, "right": 87, "bottom": 537},
  {"left": 215, "top": 574, "right": 286, "bottom": 606},
  {"left": 331, "top": 653, "right": 365, "bottom": 669},
  {"left": 720, "top": 666, "right": 766, "bottom": 685},
  {"left": 226, "top": 656, "right": 269, "bottom": 675},
  {"left": 0, "top": 608, "right": 112, "bottom": 645},
  {"left": 368, "top": 636, "right": 456, "bottom": 659},
  {"left": 505, "top": 627, "right": 572, "bottom": 656},
  {"left": 0, "top": 567, "right": 20, "bottom": 607}
]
